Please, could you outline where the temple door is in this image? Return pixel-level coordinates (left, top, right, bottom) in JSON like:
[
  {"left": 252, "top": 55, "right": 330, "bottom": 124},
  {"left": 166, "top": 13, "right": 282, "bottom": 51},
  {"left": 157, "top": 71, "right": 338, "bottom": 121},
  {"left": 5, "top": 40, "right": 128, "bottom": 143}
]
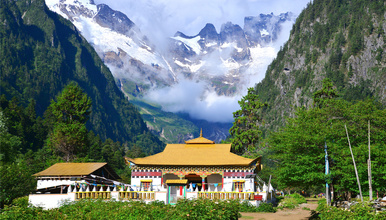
[{"left": 168, "top": 184, "right": 186, "bottom": 205}]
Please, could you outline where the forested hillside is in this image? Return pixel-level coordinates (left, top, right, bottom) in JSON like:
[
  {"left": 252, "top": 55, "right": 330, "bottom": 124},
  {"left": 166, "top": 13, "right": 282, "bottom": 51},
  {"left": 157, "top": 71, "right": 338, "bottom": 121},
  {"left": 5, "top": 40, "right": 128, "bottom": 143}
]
[
  {"left": 254, "top": 0, "right": 385, "bottom": 135},
  {"left": 0, "top": 0, "right": 166, "bottom": 207},
  {"left": 0, "top": 0, "right": 163, "bottom": 154}
]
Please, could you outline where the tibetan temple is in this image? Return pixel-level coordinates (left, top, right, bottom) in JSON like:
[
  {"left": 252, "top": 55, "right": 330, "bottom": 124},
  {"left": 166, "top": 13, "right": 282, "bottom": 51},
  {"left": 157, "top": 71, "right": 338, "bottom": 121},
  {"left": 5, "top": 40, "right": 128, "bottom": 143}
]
[
  {"left": 126, "top": 131, "right": 262, "bottom": 204},
  {"left": 28, "top": 133, "right": 268, "bottom": 209}
]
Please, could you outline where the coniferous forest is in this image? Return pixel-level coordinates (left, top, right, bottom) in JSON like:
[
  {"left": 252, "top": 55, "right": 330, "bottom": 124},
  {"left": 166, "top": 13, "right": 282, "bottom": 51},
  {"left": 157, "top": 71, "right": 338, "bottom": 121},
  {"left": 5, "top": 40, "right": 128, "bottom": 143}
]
[{"left": 0, "top": 0, "right": 164, "bottom": 208}]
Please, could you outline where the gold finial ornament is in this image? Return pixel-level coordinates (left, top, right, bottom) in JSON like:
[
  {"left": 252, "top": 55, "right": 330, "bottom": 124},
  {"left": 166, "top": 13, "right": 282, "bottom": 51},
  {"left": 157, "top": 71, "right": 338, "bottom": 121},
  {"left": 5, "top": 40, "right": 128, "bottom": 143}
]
[{"left": 200, "top": 129, "right": 203, "bottom": 137}]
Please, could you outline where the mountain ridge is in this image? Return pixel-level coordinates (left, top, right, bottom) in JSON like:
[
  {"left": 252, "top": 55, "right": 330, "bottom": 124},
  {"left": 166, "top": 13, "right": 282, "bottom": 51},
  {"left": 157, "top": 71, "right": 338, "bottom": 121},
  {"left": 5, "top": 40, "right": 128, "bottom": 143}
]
[
  {"left": 253, "top": 0, "right": 386, "bottom": 136},
  {"left": 0, "top": 0, "right": 164, "bottom": 153}
]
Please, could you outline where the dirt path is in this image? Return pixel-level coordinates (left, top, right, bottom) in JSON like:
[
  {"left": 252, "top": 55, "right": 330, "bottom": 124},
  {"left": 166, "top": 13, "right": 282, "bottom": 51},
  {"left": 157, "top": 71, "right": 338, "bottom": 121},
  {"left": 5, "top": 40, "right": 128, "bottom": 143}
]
[{"left": 240, "top": 202, "right": 318, "bottom": 220}]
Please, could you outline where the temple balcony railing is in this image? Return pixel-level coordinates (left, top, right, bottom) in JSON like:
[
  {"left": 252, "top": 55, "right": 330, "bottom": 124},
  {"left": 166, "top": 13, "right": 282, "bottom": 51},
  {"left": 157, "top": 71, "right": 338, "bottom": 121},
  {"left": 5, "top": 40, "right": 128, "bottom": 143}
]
[
  {"left": 75, "top": 191, "right": 111, "bottom": 200},
  {"left": 197, "top": 192, "right": 257, "bottom": 200},
  {"left": 118, "top": 191, "right": 155, "bottom": 200}
]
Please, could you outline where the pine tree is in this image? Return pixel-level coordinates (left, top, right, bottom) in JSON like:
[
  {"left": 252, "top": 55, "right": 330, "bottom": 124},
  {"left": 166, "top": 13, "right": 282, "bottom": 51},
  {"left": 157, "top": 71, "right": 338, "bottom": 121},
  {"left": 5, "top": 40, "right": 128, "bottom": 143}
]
[
  {"left": 46, "top": 82, "right": 91, "bottom": 161},
  {"left": 229, "top": 88, "right": 267, "bottom": 155}
]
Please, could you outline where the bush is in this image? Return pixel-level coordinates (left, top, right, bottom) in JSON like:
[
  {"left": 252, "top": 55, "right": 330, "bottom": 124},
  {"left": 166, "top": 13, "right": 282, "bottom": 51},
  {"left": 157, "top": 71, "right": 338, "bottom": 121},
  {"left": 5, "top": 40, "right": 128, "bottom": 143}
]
[
  {"left": 316, "top": 198, "right": 386, "bottom": 220},
  {"left": 255, "top": 202, "right": 276, "bottom": 213},
  {"left": 174, "top": 198, "right": 241, "bottom": 219},
  {"left": 0, "top": 198, "right": 244, "bottom": 220},
  {"left": 288, "top": 193, "right": 307, "bottom": 204},
  {"left": 239, "top": 200, "right": 276, "bottom": 213},
  {"left": 278, "top": 193, "right": 307, "bottom": 209}
]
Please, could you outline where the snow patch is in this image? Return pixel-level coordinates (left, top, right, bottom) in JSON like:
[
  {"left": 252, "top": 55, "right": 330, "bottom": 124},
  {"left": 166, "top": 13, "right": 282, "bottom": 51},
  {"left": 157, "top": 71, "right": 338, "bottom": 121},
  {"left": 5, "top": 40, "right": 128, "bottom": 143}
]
[
  {"left": 174, "top": 60, "right": 204, "bottom": 72},
  {"left": 172, "top": 36, "right": 202, "bottom": 55},
  {"left": 260, "top": 29, "right": 269, "bottom": 36}
]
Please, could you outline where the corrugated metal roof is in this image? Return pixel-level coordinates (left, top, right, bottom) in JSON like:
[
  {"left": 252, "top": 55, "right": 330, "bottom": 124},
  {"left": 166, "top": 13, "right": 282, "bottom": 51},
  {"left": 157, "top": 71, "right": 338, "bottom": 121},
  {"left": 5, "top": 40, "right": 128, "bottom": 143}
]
[{"left": 33, "top": 163, "right": 108, "bottom": 177}]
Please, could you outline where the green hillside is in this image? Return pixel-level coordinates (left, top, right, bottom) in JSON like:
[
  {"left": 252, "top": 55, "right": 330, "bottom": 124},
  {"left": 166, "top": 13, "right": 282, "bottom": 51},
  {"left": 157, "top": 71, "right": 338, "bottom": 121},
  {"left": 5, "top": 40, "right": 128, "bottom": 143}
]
[
  {"left": 254, "top": 0, "right": 385, "bottom": 135},
  {"left": 0, "top": 0, "right": 164, "bottom": 154}
]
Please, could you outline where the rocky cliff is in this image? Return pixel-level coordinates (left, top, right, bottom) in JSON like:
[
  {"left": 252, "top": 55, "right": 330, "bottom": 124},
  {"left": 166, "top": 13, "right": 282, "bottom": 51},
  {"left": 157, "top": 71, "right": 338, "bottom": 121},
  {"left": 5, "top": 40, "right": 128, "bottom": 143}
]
[{"left": 254, "top": 0, "right": 386, "bottom": 136}]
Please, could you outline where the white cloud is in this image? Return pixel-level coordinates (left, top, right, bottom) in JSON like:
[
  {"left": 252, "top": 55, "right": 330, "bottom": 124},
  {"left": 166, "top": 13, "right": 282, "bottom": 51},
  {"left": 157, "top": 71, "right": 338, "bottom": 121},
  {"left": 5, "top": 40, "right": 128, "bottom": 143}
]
[{"left": 144, "top": 79, "right": 241, "bottom": 122}]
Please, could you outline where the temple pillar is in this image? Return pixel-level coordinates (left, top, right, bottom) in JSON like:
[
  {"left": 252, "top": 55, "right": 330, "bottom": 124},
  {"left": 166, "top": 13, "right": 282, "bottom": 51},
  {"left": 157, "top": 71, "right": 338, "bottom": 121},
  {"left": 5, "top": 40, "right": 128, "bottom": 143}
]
[
  {"left": 200, "top": 175, "right": 207, "bottom": 191},
  {"left": 222, "top": 175, "right": 224, "bottom": 190}
]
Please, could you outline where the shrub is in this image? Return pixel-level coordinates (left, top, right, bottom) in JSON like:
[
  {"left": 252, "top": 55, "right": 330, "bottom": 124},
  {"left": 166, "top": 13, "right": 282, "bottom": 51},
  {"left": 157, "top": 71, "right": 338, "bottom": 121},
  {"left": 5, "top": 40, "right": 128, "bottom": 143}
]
[
  {"left": 255, "top": 202, "right": 276, "bottom": 213},
  {"left": 0, "top": 198, "right": 244, "bottom": 220},
  {"left": 239, "top": 200, "right": 276, "bottom": 213},
  {"left": 316, "top": 198, "right": 386, "bottom": 220},
  {"left": 288, "top": 193, "right": 307, "bottom": 204},
  {"left": 278, "top": 193, "right": 307, "bottom": 209},
  {"left": 174, "top": 198, "right": 240, "bottom": 219}
]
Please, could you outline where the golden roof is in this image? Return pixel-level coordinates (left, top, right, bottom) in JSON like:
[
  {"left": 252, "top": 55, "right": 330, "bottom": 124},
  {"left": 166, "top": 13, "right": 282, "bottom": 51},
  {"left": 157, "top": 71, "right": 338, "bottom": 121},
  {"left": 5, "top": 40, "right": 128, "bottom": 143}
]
[
  {"left": 166, "top": 179, "right": 188, "bottom": 184},
  {"left": 33, "top": 163, "right": 117, "bottom": 178},
  {"left": 185, "top": 129, "right": 215, "bottom": 144},
  {"left": 127, "top": 135, "right": 259, "bottom": 167}
]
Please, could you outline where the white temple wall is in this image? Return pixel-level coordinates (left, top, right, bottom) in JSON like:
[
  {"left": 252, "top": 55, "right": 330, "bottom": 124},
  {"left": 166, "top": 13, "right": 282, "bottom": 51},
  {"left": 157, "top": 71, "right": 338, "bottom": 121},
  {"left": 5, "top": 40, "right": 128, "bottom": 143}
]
[
  {"left": 152, "top": 178, "right": 162, "bottom": 191},
  {"left": 244, "top": 178, "right": 255, "bottom": 192},
  {"left": 130, "top": 177, "right": 162, "bottom": 191},
  {"left": 155, "top": 191, "right": 167, "bottom": 202},
  {"left": 29, "top": 193, "right": 75, "bottom": 209},
  {"left": 131, "top": 178, "right": 141, "bottom": 191},
  {"left": 223, "top": 178, "right": 234, "bottom": 192},
  {"left": 223, "top": 177, "right": 256, "bottom": 192}
]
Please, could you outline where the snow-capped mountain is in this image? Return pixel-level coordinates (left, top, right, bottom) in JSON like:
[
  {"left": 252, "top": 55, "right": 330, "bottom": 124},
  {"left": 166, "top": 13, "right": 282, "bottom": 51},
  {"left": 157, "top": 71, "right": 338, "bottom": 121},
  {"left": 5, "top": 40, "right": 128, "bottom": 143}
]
[
  {"left": 45, "top": 0, "right": 296, "bottom": 142},
  {"left": 46, "top": 0, "right": 177, "bottom": 91},
  {"left": 169, "top": 12, "right": 295, "bottom": 95},
  {"left": 45, "top": 0, "right": 295, "bottom": 97}
]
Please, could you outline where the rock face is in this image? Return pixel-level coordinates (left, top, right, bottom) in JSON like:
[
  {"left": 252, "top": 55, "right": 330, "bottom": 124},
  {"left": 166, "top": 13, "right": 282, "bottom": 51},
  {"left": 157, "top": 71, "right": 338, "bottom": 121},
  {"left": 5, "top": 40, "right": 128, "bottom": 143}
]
[
  {"left": 254, "top": 0, "right": 386, "bottom": 136},
  {"left": 170, "top": 13, "right": 296, "bottom": 96},
  {"left": 94, "top": 4, "right": 136, "bottom": 35},
  {"left": 244, "top": 12, "right": 293, "bottom": 46}
]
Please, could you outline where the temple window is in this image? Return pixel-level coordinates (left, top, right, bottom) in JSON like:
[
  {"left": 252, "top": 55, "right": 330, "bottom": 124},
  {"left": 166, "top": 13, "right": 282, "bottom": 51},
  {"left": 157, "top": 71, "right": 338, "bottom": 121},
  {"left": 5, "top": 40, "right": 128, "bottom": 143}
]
[
  {"left": 141, "top": 180, "right": 152, "bottom": 191},
  {"left": 233, "top": 180, "right": 244, "bottom": 192}
]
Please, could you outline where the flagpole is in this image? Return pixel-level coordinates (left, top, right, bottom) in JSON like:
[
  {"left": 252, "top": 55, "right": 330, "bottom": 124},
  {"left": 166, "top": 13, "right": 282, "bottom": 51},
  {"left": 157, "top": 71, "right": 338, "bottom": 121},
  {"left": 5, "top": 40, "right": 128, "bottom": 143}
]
[{"left": 325, "top": 141, "right": 330, "bottom": 205}]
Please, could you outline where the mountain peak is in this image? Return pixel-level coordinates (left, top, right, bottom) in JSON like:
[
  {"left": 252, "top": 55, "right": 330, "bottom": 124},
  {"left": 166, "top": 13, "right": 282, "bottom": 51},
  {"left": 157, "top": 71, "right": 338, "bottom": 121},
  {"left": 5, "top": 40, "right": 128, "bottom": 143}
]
[
  {"left": 219, "top": 22, "right": 246, "bottom": 46},
  {"left": 198, "top": 23, "right": 218, "bottom": 41},
  {"left": 95, "top": 4, "right": 136, "bottom": 36}
]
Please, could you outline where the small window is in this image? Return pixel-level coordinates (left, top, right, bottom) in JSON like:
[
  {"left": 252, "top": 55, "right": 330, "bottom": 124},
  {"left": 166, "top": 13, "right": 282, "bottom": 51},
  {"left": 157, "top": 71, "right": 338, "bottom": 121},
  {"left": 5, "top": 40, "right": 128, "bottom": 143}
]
[
  {"left": 233, "top": 181, "right": 244, "bottom": 192},
  {"left": 142, "top": 182, "right": 151, "bottom": 191},
  {"left": 140, "top": 180, "right": 152, "bottom": 191}
]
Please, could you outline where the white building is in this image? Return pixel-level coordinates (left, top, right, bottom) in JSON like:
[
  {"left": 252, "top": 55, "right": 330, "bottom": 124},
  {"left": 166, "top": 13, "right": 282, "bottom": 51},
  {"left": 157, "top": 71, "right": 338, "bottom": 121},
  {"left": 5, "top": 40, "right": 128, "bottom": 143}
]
[{"left": 29, "top": 162, "right": 122, "bottom": 209}]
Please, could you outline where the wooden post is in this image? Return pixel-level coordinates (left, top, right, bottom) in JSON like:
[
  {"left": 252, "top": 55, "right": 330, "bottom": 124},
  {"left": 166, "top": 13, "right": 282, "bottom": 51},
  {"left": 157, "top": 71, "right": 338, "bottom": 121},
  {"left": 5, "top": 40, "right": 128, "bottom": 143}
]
[
  {"left": 345, "top": 124, "right": 363, "bottom": 202},
  {"left": 368, "top": 120, "right": 373, "bottom": 201}
]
